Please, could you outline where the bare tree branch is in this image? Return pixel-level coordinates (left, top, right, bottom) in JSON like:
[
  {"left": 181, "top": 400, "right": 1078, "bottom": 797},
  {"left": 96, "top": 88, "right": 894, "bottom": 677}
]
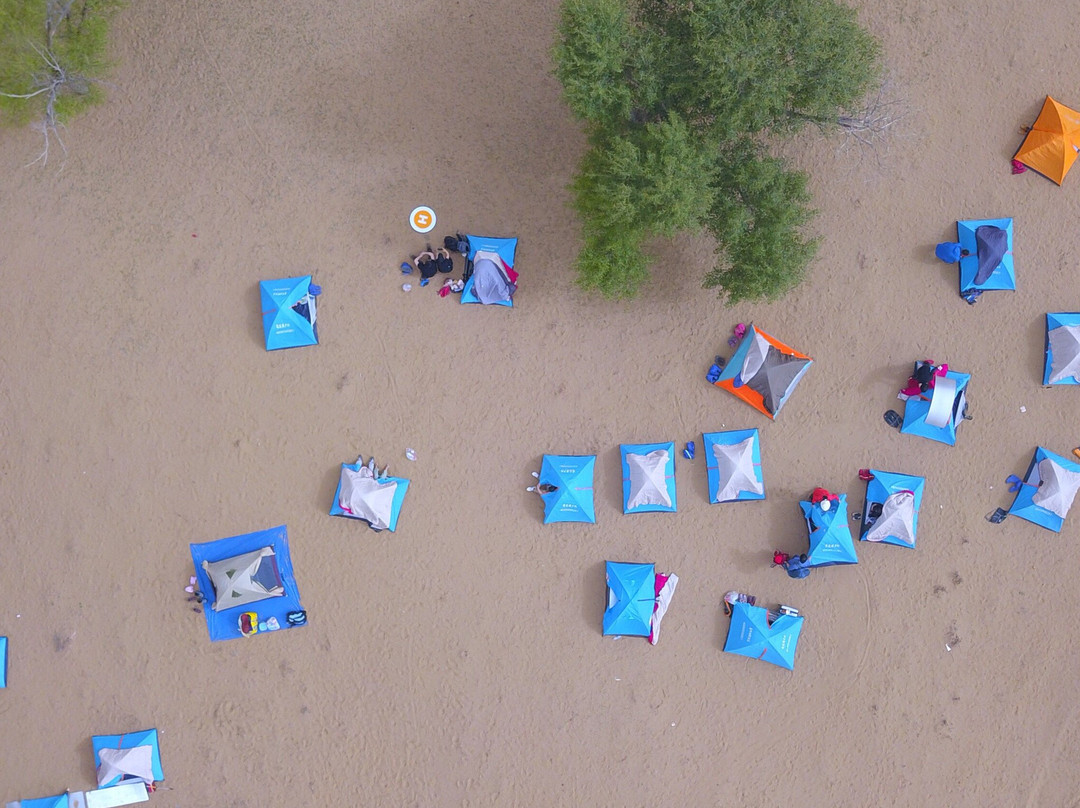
[{"left": 836, "top": 73, "right": 907, "bottom": 151}]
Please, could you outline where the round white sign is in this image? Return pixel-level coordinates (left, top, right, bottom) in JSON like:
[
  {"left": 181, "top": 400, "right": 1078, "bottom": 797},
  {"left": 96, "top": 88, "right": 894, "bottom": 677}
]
[{"left": 409, "top": 206, "right": 436, "bottom": 234}]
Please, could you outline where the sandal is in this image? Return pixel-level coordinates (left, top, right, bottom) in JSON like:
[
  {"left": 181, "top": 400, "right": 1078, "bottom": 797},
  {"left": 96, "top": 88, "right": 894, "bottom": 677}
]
[{"left": 883, "top": 410, "right": 902, "bottom": 430}]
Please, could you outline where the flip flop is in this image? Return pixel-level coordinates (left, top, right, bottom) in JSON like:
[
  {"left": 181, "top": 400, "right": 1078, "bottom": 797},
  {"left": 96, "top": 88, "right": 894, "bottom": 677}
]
[
  {"left": 883, "top": 410, "right": 902, "bottom": 429},
  {"left": 1005, "top": 474, "right": 1023, "bottom": 493}
]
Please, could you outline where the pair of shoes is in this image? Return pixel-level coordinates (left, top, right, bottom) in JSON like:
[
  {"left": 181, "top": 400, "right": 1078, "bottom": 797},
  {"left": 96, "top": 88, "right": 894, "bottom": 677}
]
[{"left": 883, "top": 410, "right": 902, "bottom": 429}]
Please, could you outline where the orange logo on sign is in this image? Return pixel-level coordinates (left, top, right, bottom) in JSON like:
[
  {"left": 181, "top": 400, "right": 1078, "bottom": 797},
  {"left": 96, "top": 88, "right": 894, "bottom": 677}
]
[{"left": 409, "top": 206, "right": 436, "bottom": 233}]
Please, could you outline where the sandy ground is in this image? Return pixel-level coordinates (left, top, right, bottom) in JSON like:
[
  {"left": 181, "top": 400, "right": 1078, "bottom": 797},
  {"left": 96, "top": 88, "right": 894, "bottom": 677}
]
[{"left": 3, "top": 0, "right": 1080, "bottom": 805}]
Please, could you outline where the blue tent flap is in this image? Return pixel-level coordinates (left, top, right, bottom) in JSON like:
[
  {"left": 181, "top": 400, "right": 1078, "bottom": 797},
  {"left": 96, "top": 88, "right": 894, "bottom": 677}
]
[
  {"left": 91, "top": 728, "right": 164, "bottom": 786},
  {"left": 539, "top": 454, "right": 596, "bottom": 524},
  {"left": 260, "top": 276, "right": 318, "bottom": 350},
  {"left": 901, "top": 369, "right": 971, "bottom": 445},
  {"left": 461, "top": 235, "right": 518, "bottom": 306},
  {"left": 802, "top": 494, "right": 858, "bottom": 567},
  {"left": 603, "top": 561, "right": 655, "bottom": 636},
  {"left": 16, "top": 795, "right": 69, "bottom": 808},
  {"left": 1008, "top": 447, "right": 1080, "bottom": 532},
  {"left": 620, "top": 442, "right": 677, "bottom": 513},
  {"left": 702, "top": 429, "right": 765, "bottom": 504},
  {"left": 957, "top": 218, "right": 1015, "bottom": 292},
  {"left": 190, "top": 525, "right": 305, "bottom": 641},
  {"left": 859, "top": 469, "right": 925, "bottom": 548},
  {"left": 329, "top": 462, "right": 410, "bottom": 532},
  {"left": 723, "top": 601, "right": 803, "bottom": 670},
  {"left": 1044, "top": 312, "right": 1080, "bottom": 385}
]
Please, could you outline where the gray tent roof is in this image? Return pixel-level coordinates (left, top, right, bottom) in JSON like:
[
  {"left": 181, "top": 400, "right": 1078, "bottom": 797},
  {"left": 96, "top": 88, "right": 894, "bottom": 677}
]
[
  {"left": 471, "top": 251, "right": 516, "bottom": 304},
  {"left": 1033, "top": 458, "right": 1080, "bottom": 518},
  {"left": 864, "top": 491, "right": 916, "bottom": 545},
  {"left": 712, "top": 437, "right": 763, "bottom": 502},
  {"left": 974, "top": 225, "right": 1008, "bottom": 285},
  {"left": 97, "top": 744, "right": 155, "bottom": 786},
  {"left": 745, "top": 345, "right": 810, "bottom": 415},
  {"left": 202, "top": 547, "right": 284, "bottom": 612},
  {"left": 339, "top": 465, "right": 399, "bottom": 531},
  {"left": 1048, "top": 324, "right": 1080, "bottom": 384},
  {"left": 626, "top": 449, "right": 672, "bottom": 509}
]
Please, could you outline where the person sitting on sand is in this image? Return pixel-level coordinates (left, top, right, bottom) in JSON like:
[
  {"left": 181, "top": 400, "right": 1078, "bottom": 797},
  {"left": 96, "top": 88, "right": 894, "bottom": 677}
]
[
  {"left": 900, "top": 361, "right": 948, "bottom": 397},
  {"left": 435, "top": 247, "right": 454, "bottom": 274},
  {"left": 783, "top": 554, "right": 812, "bottom": 580},
  {"left": 413, "top": 250, "right": 438, "bottom": 279}
]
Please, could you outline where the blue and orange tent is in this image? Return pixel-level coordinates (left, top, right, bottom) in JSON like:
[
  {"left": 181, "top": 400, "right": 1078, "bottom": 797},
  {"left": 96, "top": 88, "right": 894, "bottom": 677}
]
[
  {"left": 723, "top": 601, "right": 804, "bottom": 670},
  {"left": 461, "top": 235, "right": 518, "bottom": 306},
  {"left": 802, "top": 495, "right": 858, "bottom": 567},
  {"left": 189, "top": 525, "right": 305, "bottom": 641},
  {"left": 703, "top": 429, "right": 765, "bottom": 504},
  {"left": 603, "top": 561, "right": 655, "bottom": 637},
  {"left": 901, "top": 369, "right": 971, "bottom": 446},
  {"left": 957, "top": 218, "right": 1014, "bottom": 295},
  {"left": 712, "top": 325, "right": 812, "bottom": 419},
  {"left": 260, "top": 276, "right": 319, "bottom": 350},
  {"left": 620, "top": 442, "right": 677, "bottom": 514},
  {"left": 1045, "top": 313, "right": 1080, "bottom": 385},
  {"left": 1007, "top": 447, "right": 1080, "bottom": 532},
  {"left": 538, "top": 454, "right": 596, "bottom": 524},
  {"left": 859, "top": 470, "right": 924, "bottom": 548}
]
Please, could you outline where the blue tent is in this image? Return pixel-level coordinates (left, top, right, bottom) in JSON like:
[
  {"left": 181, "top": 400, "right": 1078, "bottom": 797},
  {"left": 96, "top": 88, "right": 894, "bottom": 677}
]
[
  {"left": 723, "top": 601, "right": 804, "bottom": 670},
  {"left": 14, "top": 795, "right": 68, "bottom": 808},
  {"left": 703, "top": 429, "right": 765, "bottom": 504},
  {"left": 801, "top": 495, "right": 858, "bottom": 567},
  {"left": 603, "top": 561, "right": 655, "bottom": 637},
  {"left": 92, "top": 728, "right": 164, "bottom": 787},
  {"left": 957, "top": 217, "right": 1015, "bottom": 293},
  {"left": 190, "top": 525, "right": 305, "bottom": 641},
  {"left": 859, "top": 470, "right": 925, "bottom": 548},
  {"left": 259, "top": 275, "right": 319, "bottom": 350},
  {"left": 461, "top": 235, "right": 518, "bottom": 306},
  {"left": 620, "top": 442, "right": 677, "bottom": 514},
  {"left": 1008, "top": 447, "right": 1080, "bottom": 532},
  {"left": 538, "top": 454, "right": 596, "bottom": 524},
  {"left": 901, "top": 369, "right": 971, "bottom": 445},
  {"left": 1044, "top": 313, "right": 1080, "bottom": 385},
  {"left": 0, "top": 635, "right": 6, "bottom": 688},
  {"left": 330, "top": 459, "right": 410, "bottom": 532}
]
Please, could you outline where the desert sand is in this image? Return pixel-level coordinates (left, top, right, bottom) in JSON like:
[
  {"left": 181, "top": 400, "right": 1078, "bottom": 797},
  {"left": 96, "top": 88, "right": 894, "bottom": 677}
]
[{"left": 3, "top": 0, "right": 1080, "bottom": 805}]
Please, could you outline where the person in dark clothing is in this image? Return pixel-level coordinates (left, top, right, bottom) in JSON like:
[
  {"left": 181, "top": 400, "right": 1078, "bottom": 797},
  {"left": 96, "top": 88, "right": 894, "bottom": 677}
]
[
  {"left": 435, "top": 247, "right": 454, "bottom": 274},
  {"left": 413, "top": 250, "right": 438, "bottom": 279}
]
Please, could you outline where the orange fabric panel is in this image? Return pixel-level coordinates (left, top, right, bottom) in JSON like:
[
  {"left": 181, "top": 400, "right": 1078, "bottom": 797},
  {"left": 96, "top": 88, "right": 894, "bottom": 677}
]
[{"left": 1016, "top": 128, "right": 1074, "bottom": 185}]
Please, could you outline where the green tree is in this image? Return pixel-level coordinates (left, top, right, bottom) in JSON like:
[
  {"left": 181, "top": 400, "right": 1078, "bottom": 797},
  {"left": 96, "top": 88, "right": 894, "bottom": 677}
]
[
  {"left": 553, "top": 0, "right": 882, "bottom": 304},
  {"left": 0, "top": 0, "right": 124, "bottom": 164}
]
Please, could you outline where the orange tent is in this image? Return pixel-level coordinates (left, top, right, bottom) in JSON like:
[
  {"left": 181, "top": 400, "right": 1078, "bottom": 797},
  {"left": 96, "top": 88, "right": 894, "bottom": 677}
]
[
  {"left": 1014, "top": 96, "right": 1080, "bottom": 185},
  {"left": 713, "top": 325, "right": 812, "bottom": 420}
]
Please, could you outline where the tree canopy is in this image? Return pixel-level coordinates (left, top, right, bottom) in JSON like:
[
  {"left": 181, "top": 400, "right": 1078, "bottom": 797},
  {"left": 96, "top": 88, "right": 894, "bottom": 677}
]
[
  {"left": 553, "top": 0, "right": 882, "bottom": 304},
  {"left": 0, "top": 0, "right": 123, "bottom": 163}
]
